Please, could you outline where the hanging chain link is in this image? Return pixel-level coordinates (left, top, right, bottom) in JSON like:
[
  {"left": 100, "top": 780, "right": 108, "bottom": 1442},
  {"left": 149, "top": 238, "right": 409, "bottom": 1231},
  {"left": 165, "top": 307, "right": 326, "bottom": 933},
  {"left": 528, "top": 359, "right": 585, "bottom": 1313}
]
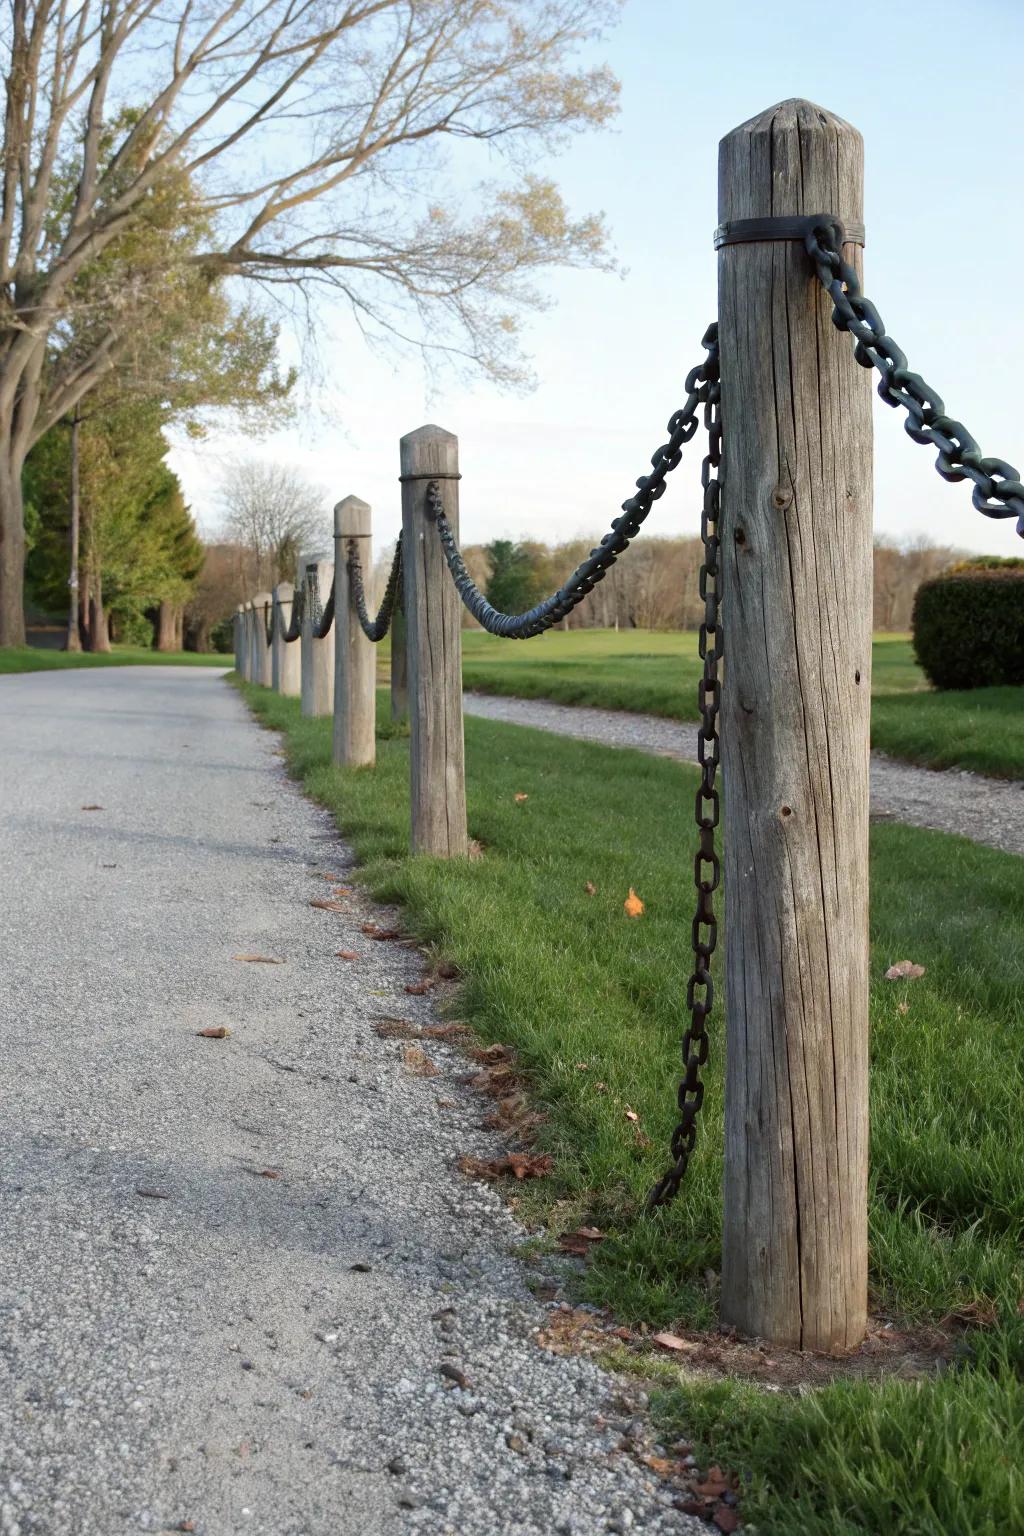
[
  {"left": 429, "top": 325, "right": 721, "bottom": 638},
  {"left": 274, "top": 584, "right": 304, "bottom": 644},
  {"left": 647, "top": 342, "right": 722, "bottom": 1211},
  {"left": 347, "top": 534, "right": 403, "bottom": 642},
  {"left": 805, "top": 218, "right": 1024, "bottom": 538},
  {"left": 305, "top": 564, "right": 335, "bottom": 640}
]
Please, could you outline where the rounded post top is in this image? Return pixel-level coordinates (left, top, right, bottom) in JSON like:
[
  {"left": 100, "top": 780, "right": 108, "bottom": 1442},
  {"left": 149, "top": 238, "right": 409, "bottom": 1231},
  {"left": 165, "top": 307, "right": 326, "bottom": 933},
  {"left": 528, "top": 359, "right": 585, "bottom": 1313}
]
[
  {"left": 400, "top": 423, "right": 458, "bottom": 479},
  {"left": 252, "top": 591, "right": 271, "bottom": 607},
  {"left": 335, "top": 495, "right": 372, "bottom": 538},
  {"left": 273, "top": 580, "right": 294, "bottom": 600},
  {"left": 719, "top": 98, "right": 863, "bottom": 226}
]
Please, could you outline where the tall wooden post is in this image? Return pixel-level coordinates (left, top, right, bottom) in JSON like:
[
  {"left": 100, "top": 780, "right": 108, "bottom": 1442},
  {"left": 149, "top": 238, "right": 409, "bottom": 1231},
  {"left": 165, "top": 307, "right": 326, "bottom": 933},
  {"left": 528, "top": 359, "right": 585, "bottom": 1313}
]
[
  {"left": 234, "top": 605, "right": 245, "bottom": 677},
  {"left": 245, "top": 601, "right": 259, "bottom": 682},
  {"left": 390, "top": 601, "right": 408, "bottom": 724},
  {"left": 399, "top": 426, "right": 467, "bottom": 856},
  {"left": 718, "top": 99, "right": 872, "bottom": 1351},
  {"left": 251, "top": 591, "right": 272, "bottom": 686},
  {"left": 299, "top": 556, "right": 335, "bottom": 717},
  {"left": 333, "top": 496, "right": 377, "bottom": 767},
  {"left": 272, "top": 581, "right": 301, "bottom": 696}
]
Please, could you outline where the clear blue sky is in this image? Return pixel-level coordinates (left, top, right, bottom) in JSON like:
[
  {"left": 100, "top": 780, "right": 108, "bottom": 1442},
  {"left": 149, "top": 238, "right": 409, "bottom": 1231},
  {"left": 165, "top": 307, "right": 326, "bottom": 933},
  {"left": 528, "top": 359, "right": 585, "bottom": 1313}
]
[{"left": 171, "top": 0, "right": 1024, "bottom": 563}]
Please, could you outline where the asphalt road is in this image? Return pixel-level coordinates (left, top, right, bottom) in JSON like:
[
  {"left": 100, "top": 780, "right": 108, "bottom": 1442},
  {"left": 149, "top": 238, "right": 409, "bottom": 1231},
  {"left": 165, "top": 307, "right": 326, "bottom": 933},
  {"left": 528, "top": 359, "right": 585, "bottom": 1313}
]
[{"left": 0, "top": 668, "right": 698, "bottom": 1536}]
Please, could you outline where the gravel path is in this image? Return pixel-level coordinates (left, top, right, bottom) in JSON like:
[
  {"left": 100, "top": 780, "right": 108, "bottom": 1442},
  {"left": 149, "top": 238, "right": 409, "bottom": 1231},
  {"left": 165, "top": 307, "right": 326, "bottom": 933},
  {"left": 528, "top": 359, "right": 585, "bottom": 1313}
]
[
  {"left": 0, "top": 668, "right": 702, "bottom": 1536},
  {"left": 464, "top": 692, "right": 1024, "bottom": 858}
]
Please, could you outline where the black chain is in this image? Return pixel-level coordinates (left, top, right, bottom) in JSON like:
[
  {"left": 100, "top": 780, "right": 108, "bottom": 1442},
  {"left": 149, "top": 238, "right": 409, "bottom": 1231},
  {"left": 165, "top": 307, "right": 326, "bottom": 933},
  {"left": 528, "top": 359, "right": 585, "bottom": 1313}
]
[
  {"left": 429, "top": 325, "right": 720, "bottom": 638},
  {"left": 305, "top": 565, "right": 335, "bottom": 640},
  {"left": 276, "top": 583, "right": 304, "bottom": 644},
  {"left": 805, "top": 218, "right": 1024, "bottom": 538},
  {"left": 347, "top": 534, "right": 403, "bottom": 642},
  {"left": 647, "top": 345, "right": 722, "bottom": 1211}
]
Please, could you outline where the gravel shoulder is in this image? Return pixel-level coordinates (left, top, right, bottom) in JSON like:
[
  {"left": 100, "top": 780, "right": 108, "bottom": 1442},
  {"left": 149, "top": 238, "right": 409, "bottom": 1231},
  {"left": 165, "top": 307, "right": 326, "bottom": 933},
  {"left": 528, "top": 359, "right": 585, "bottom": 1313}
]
[
  {"left": 0, "top": 668, "right": 701, "bottom": 1536},
  {"left": 463, "top": 692, "right": 1024, "bottom": 858}
]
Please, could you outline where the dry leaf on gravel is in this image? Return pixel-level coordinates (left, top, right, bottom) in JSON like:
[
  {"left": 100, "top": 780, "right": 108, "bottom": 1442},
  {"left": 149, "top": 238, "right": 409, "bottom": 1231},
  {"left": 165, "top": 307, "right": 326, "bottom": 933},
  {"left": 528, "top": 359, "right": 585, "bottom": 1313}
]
[
  {"left": 694, "top": 1467, "right": 730, "bottom": 1498},
  {"left": 335, "top": 950, "right": 359, "bottom": 961},
  {"left": 439, "top": 1362, "right": 470, "bottom": 1389},
  {"left": 232, "top": 954, "right": 285, "bottom": 964},
  {"left": 624, "top": 887, "right": 645, "bottom": 918},
  {"left": 310, "top": 898, "right": 346, "bottom": 913},
  {"left": 458, "top": 1152, "right": 552, "bottom": 1182},
  {"left": 558, "top": 1227, "right": 605, "bottom": 1256},
  {"left": 404, "top": 979, "right": 436, "bottom": 996},
  {"left": 422, "top": 1021, "right": 471, "bottom": 1041},
  {"left": 135, "top": 1187, "right": 170, "bottom": 1200},
  {"left": 361, "top": 923, "right": 402, "bottom": 940},
  {"left": 885, "top": 960, "right": 925, "bottom": 980},
  {"left": 373, "top": 1019, "right": 422, "bottom": 1040},
  {"left": 641, "top": 1454, "right": 675, "bottom": 1476},
  {"left": 713, "top": 1508, "right": 740, "bottom": 1533},
  {"left": 197, "top": 1026, "right": 231, "bottom": 1039},
  {"left": 469, "top": 1043, "right": 512, "bottom": 1065},
  {"left": 402, "top": 1044, "right": 439, "bottom": 1076},
  {"left": 653, "top": 1331, "right": 696, "bottom": 1353},
  {"left": 80, "top": 804, "right": 103, "bottom": 811}
]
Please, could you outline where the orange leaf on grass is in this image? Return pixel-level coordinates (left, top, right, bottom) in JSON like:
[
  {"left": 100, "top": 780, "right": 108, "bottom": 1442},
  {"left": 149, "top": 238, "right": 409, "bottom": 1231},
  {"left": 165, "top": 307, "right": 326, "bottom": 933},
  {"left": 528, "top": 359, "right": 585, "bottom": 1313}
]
[{"left": 624, "top": 887, "right": 645, "bottom": 918}]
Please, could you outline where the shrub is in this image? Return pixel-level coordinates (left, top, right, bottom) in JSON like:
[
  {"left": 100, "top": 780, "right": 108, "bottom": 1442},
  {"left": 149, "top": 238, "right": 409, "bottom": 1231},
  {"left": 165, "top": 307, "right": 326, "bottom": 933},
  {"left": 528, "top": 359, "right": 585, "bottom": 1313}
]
[{"left": 912, "top": 564, "right": 1024, "bottom": 690}]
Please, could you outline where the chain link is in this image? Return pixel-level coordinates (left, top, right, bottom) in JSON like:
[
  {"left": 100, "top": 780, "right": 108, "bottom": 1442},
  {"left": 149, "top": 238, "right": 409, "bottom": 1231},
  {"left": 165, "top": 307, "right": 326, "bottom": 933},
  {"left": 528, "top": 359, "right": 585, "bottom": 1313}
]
[
  {"left": 429, "top": 325, "right": 721, "bottom": 638},
  {"left": 273, "top": 584, "right": 304, "bottom": 644},
  {"left": 347, "top": 534, "right": 403, "bottom": 642},
  {"left": 805, "top": 218, "right": 1024, "bottom": 538},
  {"left": 647, "top": 343, "right": 722, "bottom": 1210},
  {"left": 305, "top": 564, "right": 335, "bottom": 640}
]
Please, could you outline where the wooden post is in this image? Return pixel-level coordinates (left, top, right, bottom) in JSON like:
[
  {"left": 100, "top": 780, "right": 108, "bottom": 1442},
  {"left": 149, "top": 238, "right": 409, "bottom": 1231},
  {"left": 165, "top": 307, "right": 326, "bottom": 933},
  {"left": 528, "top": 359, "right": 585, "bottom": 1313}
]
[
  {"left": 271, "top": 581, "right": 301, "bottom": 696},
  {"left": 251, "top": 591, "right": 272, "bottom": 686},
  {"left": 244, "top": 601, "right": 257, "bottom": 682},
  {"left": 234, "top": 605, "right": 245, "bottom": 677},
  {"left": 390, "top": 599, "right": 408, "bottom": 723},
  {"left": 718, "top": 99, "right": 872, "bottom": 1352},
  {"left": 333, "top": 497, "right": 377, "bottom": 767},
  {"left": 399, "top": 426, "right": 467, "bottom": 856},
  {"left": 299, "top": 554, "right": 335, "bottom": 717}
]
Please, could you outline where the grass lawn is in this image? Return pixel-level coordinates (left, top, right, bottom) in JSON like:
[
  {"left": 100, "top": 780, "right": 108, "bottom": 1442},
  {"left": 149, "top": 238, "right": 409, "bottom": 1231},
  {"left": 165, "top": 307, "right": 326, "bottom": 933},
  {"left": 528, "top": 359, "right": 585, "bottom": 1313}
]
[
  {"left": 456, "top": 629, "right": 1023, "bottom": 781},
  {"left": 241, "top": 678, "right": 1024, "bottom": 1534},
  {"left": 0, "top": 644, "right": 229, "bottom": 674}
]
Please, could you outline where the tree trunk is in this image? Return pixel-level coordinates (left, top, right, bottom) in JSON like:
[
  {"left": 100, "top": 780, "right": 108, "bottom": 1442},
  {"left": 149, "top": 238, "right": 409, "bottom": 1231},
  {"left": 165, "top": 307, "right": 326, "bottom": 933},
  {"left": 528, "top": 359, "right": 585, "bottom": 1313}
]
[
  {"left": 0, "top": 435, "right": 27, "bottom": 647},
  {"left": 156, "top": 599, "right": 177, "bottom": 652},
  {"left": 89, "top": 568, "right": 111, "bottom": 652},
  {"left": 174, "top": 606, "right": 183, "bottom": 650},
  {"left": 64, "top": 409, "right": 82, "bottom": 651}
]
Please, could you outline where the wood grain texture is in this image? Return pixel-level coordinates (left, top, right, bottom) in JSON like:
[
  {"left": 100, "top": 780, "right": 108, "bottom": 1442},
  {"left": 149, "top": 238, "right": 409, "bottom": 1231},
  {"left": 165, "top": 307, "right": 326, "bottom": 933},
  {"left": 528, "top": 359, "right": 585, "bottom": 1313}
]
[
  {"left": 298, "top": 555, "right": 335, "bottom": 718},
  {"left": 390, "top": 603, "right": 408, "bottom": 723},
  {"left": 250, "top": 594, "right": 272, "bottom": 687},
  {"left": 717, "top": 99, "right": 872, "bottom": 1352},
  {"left": 333, "top": 498, "right": 376, "bottom": 768},
  {"left": 271, "top": 582, "right": 300, "bottom": 696},
  {"left": 400, "top": 426, "right": 468, "bottom": 857}
]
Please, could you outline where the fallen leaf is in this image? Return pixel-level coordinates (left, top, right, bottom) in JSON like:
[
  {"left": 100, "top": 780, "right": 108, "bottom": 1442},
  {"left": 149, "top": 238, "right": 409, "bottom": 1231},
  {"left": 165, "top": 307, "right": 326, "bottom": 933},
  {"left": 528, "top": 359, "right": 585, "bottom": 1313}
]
[
  {"left": 404, "top": 979, "right": 436, "bottom": 995},
  {"left": 310, "top": 898, "right": 345, "bottom": 913},
  {"left": 435, "top": 959, "right": 459, "bottom": 979},
  {"left": 248, "top": 1168, "right": 281, "bottom": 1180},
  {"left": 81, "top": 804, "right": 103, "bottom": 811},
  {"left": 558, "top": 1227, "right": 605, "bottom": 1256},
  {"left": 135, "top": 1187, "right": 170, "bottom": 1200},
  {"left": 469, "top": 1043, "right": 511, "bottom": 1065},
  {"left": 402, "top": 1044, "right": 439, "bottom": 1076},
  {"left": 885, "top": 960, "right": 925, "bottom": 980},
  {"left": 373, "top": 1018, "right": 421, "bottom": 1040},
  {"left": 584, "top": 881, "right": 597, "bottom": 895},
  {"left": 641, "top": 1454, "right": 674, "bottom": 1476},
  {"left": 624, "top": 1107, "right": 640, "bottom": 1123},
  {"left": 232, "top": 954, "right": 285, "bottom": 964},
  {"left": 177, "top": 1524, "right": 196, "bottom": 1534},
  {"left": 467, "top": 839, "right": 484, "bottom": 860},
  {"left": 335, "top": 950, "right": 359, "bottom": 961},
  {"left": 624, "top": 887, "right": 645, "bottom": 918},
  {"left": 695, "top": 1466, "right": 730, "bottom": 1498},
  {"left": 714, "top": 1508, "right": 740, "bottom": 1533},
  {"left": 514, "top": 792, "right": 529, "bottom": 803},
  {"left": 330, "top": 886, "right": 353, "bottom": 896},
  {"left": 422, "top": 1021, "right": 471, "bottom": 1040},
  {"left": 439, "top": 1362, "right": 470, "bottom": 1389},
  {"left": 897, "top": 1001, "right": 910, "bottom": 1015},
  {"left": 101, "top": 863, "right": 117, "bottom": 869},
  {"left": 197, "top": 1026, "right": 231, "bottom": 1039},
  {"left": 575, "top": 1061, "right": 589, "bottom": 1071},
  {"left": 652, "top": 1331, "right": 696, "bottom": 1353},
  {"left": 458, "top": 1153, "right": 552, "bottom": 1182},
  {"left": 362, "top": 923, "right": 402, "bottom": 940}
]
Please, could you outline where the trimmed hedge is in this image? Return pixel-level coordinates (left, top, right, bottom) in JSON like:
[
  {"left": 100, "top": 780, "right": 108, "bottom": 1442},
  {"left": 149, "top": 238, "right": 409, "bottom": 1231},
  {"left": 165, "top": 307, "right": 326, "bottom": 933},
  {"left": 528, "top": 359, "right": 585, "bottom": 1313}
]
[{"left": 912, "top": 567, "right": 1024, "bottom": 690}]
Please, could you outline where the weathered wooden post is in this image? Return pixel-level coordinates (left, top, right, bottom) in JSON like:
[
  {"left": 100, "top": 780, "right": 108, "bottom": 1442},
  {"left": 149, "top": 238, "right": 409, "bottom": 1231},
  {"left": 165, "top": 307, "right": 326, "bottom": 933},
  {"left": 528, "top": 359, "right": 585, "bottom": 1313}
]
[
  {"left": 251, "top": 592, "right": 273, "bottom": 686},
  {"left": 271, "top": 581, "right": 301, "bottom": 696},
  {"left": 390, "top": 601, "right": 408, "bottom": 723},
  {"left": 234, "top": 604, "right": 245, "bottom": 677},
  {"left": 299, "top": 555, "right": 335, "bottom": 717},
  {"left": 332, "top": 497, "right": 377, "bottom": 767},
  {"left": 399, "top": 426, "right": 467, "bottom": 856},
  {"left": 245, "top": 600, "right": 259, "bottom": 682},
  {"left": 717, "top": 99, "right": 872, "bottom": 1351}
]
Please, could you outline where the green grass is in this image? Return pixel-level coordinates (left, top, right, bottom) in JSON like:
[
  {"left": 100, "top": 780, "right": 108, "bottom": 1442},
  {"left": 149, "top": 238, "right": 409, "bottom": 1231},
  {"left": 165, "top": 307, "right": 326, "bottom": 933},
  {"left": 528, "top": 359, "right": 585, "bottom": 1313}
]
[
  {"left": 240, "top": 679, "right": 1024, "bottom": 1534},
  {"left": 457, "top": 629, "right": 1023, "bottom": 780},
  {"left": 0, "top": 644, "right": 229, "bottom": 674}
]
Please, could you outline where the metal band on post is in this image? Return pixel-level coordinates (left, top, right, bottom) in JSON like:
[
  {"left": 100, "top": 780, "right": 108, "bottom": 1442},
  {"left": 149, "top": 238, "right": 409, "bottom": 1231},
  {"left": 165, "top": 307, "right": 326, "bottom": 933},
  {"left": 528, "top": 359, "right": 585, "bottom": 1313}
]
[{"left": 713, "top": 214, "right": 865, "bottom": 250}]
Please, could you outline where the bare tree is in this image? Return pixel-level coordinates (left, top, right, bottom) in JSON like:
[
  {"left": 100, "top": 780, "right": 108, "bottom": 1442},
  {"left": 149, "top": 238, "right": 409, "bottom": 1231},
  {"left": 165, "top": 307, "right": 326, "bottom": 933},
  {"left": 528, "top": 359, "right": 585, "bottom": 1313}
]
[
  {"left": 218, "top": 458, "right": 329, "bottom": 590},
  {"left": 0, "top": 0, "right": 620, "bottom": 643}
]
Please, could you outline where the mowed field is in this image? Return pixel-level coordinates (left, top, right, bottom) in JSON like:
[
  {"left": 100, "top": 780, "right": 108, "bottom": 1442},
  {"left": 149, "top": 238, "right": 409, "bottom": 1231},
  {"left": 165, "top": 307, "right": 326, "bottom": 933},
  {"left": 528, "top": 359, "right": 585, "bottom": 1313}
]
[
  {"left": 242, "top": 679, "right": 1024, "bottom": 1535},
  {"left": 457, "top": 629, "right": 1023, "bottom": 780}
]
